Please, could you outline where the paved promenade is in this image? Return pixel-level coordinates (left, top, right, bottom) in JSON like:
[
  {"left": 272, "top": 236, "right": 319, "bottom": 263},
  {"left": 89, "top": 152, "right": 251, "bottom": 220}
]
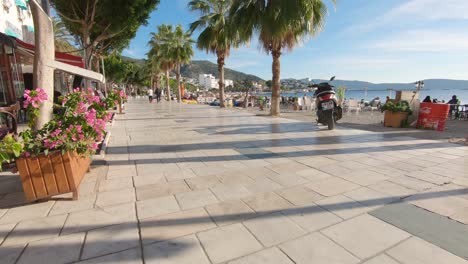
[{"left": 0, "top": 98, "right": 467, "bottom": 264}]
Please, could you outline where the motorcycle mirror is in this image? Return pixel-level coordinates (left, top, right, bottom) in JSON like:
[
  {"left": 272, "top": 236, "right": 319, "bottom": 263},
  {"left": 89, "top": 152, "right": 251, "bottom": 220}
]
[{"left": 330, "top": 76, "right": 336, "bottom": 81}]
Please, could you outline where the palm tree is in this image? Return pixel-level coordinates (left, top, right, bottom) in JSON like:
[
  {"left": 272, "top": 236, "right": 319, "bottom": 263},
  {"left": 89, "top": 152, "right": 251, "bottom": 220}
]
[
  {"left": 230, "top": 0, "right": 335, "bottom": 116},
  {"left": 189, "top": 0, "right": 243, "bottom": 108},
  {"left": 148, "top": 25, "right": 193, "bottom": 102},
  {"left": 148, "top": 25, "right": 176, "bottom": 101},
  {"left": 52, "top": 17, "right": 77, "bottom": 54},
  {"left": 167, "top": 25, "right": 194, "bottom": 102}
]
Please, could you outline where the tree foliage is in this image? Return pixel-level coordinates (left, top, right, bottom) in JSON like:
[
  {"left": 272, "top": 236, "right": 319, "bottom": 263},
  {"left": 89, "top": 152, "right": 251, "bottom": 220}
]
[
  {"left": 50, "top": 0, "right": 159, "bottom": 69},
  {"left": 189, "top": 0, "right": 246, "bottom": 108},
  {"left": 229, "top": 0, "right": 335, "bottom": 116},
  {"left": 147, "top": 24, "right": 194, "bottom": 101}
]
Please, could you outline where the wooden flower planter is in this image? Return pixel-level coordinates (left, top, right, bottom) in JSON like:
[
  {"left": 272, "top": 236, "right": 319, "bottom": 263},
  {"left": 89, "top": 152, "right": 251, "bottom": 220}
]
[
  {"left": 15, "top": 151, "right": 91, "bottom": 202},
  {"left": 384, "top": 111, "right": 409, "bottom": 128}
]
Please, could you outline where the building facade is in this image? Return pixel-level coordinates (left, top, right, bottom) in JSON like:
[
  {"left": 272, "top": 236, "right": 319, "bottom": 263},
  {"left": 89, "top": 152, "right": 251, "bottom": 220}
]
[
  {"left": 1, "top": 0, "right": 35, "bottom": 44},
  {"left": 198, "top": 74, "right": 234, "bottom": 90}
]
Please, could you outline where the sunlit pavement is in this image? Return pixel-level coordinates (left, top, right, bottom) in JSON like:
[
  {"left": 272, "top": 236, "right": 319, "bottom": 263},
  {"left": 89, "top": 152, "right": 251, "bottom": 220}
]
[{"left": 0, "top": 97, "right": 467, "bottom": 264}]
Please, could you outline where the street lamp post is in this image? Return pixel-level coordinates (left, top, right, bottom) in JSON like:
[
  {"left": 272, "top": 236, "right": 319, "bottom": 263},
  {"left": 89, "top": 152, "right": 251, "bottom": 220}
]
[{"left": 412, "top": 80, "right": 424, "bottom": 103}]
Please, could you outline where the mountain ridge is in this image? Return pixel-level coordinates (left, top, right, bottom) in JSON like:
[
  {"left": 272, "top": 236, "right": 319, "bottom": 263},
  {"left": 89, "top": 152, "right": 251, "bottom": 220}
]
[
  {"left": 283, "top": 78, "right": 468, "bottom": 91},
  {"left": 121, "top": 56, "right": 468, "bottom": 90}
]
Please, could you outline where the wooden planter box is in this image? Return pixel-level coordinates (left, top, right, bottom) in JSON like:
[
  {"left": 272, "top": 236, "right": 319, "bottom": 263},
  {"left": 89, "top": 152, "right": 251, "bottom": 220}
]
[
  {"left": 15, "top": 151, "right": 91, "bottom": 202},
  {"left": 384, "top": 111, "right": 409, "bottom": 128}
]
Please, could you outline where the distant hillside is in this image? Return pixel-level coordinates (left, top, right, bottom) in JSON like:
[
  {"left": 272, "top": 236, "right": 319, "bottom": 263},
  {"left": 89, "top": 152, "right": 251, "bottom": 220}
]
[
  {"left": 122, "top": 56, "right": 146, "bottom": 66},
  {"left": 121, "top": 57, "right": 264, "bottom": 83},
  {"left": 284, "top": 78, "right": 468, "bottom": 91},
  {"left": 181, "top": 60, "right": 263, "bottom": 82}
]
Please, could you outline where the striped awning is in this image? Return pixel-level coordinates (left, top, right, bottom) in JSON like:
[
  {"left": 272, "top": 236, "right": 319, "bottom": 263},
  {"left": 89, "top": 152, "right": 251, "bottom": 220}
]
[
  {"left": 4, "top": 28, "right": 19, "bottom": 39},
  {"left": 15, "top": 0, "right": 28, "bottom": 10}
]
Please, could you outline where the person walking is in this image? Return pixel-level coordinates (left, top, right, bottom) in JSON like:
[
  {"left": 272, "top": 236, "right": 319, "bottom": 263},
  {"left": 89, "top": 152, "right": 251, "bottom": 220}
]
[
  {"left": 155, "top": 88, "right": 161, "bottom": 103},
  {"left": 148, "top": 88, "right": 154, "bottom": 103}
]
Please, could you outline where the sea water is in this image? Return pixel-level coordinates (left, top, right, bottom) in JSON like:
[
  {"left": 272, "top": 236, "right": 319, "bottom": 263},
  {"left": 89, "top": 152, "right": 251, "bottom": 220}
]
[{"left": 263, "top": 88, "right": 468, "bottom": 104}]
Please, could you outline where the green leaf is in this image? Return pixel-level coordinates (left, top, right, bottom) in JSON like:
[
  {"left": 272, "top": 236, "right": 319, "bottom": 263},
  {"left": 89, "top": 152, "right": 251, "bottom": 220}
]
[{"left": 11, "top": 143, "right": 22, "bottom": 157}]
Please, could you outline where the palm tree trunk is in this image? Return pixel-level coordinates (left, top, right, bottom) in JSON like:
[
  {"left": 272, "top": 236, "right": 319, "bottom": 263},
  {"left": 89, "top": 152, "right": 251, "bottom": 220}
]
[
  {"left": 217, "top": 52, "right": 226, "bottom": 108},
  {"left": 165, "top": 70, "right": 171, "bottom": 101},
  {"left": 31, "top": 1, "right": 54, "bottom": 130},
  {"left": 270, "top": 49, "right": 281, "bottom": 116},
  {"left": 176, "top": 64, "right": 181, "bottom": 103}
]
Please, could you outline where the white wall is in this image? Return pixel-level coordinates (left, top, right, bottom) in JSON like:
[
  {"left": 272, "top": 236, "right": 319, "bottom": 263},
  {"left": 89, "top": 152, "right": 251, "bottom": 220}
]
[{"left": 0, "top": 0, "right": 35, "bottom": 43}]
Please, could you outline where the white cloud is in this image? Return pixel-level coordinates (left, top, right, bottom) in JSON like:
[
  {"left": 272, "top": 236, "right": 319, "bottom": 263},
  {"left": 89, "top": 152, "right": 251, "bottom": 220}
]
[
  {"left": 345, "top": 0, "right": 468, "bottom": 34},
  {"left": 387, "top": 0, "right": 468, "bottom": 21},
  {"left": 369, "top": 30, "right": 468, "bottom": 52},
  {"left": 318, "top": 56, "right": 402, "bottom": 68},
  {"left": 122, "top": 48, "right": 136, "bottom": 56}
]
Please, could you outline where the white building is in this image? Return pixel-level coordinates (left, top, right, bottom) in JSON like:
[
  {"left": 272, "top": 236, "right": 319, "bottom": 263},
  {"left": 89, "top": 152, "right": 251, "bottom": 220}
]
[
  {"left": 225, "top": 79, "right": 234, "bottom": 87},
  {"left": 199, "top": 74, "right": 233, "bottom": 90},
  {"left": 0, "top": 0, "right": 35, "bottom": 44}
]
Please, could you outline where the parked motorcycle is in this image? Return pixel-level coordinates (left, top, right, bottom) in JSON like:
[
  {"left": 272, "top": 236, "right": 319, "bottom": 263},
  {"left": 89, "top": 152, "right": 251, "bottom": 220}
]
[{"left": 310, "top": 76, "right": 343, "bottom": 130}]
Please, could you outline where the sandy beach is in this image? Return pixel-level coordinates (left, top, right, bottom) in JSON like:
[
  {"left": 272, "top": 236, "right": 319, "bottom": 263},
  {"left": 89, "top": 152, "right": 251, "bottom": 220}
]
[{"left": 235, "top": 106, "right": 468, "bottom": 145}]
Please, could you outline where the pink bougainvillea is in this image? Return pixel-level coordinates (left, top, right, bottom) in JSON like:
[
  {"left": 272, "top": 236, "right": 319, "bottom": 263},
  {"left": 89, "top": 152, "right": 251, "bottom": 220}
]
[
  {"left": 20, "top": 87, "right": 111, "bottom": 156},
  {"left": 24, "top": 88, "right": 48, "bottom": 108}
]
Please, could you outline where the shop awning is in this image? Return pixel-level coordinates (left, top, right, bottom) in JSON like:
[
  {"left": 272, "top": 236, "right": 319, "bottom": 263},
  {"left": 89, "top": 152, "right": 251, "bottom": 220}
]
[
  {"left": 13, "top": 38, "right": 105, "bottom": 83},
  {"left": 0, "top": 33, "right": 17, "bottom": 47},
  {"left": 15, "top": 0, "right": 28, "bottom": 10},
  {"left": 15, "top": 38, "right": 85, "bottom": 68},
  {"left": 49, "top": 60, "right": 106, "bottom": 83}
]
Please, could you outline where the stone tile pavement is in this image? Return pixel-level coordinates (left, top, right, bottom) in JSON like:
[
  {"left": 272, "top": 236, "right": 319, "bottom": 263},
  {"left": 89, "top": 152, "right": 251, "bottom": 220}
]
[{"left": 0, "top": 98, "right": 467, "bottom": 263}]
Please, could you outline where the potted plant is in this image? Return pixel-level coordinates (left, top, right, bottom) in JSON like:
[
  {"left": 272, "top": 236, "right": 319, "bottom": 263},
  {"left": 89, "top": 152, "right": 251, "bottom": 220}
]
[
  {"left": 380, "top": 100, "right": 412, "bottom": 128},
  {"left": 107, "top": 89, "right": 128, "bottom": 114},
  {"left": 258, "top": 96, "right": 265, "bottom": 111},
  {"left": 336, "top": 86, "right": 346, "bottom": 106},
  {"left": 0, "top": 88, "right": 112, "bottom": 202}
]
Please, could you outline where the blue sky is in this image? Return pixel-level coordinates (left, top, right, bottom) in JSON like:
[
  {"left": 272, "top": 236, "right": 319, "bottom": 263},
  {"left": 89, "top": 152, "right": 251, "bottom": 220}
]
[{"left": 123, "top": 0, "right": 468, "bottom": 83}]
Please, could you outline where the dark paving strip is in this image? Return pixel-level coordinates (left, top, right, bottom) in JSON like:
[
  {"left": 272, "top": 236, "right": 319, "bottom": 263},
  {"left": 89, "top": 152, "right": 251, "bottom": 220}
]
[
  {"left": 370, "top": 202, "right": 468, "bottom": 260},
  {"left": 234, "top": 148, "right": 279, "bottom": 160}
]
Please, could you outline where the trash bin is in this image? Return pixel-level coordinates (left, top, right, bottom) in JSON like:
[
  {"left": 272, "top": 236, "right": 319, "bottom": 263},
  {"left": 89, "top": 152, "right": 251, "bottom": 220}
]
[{"left": 417, "top": 103, "right": 450, "bottom": 131}]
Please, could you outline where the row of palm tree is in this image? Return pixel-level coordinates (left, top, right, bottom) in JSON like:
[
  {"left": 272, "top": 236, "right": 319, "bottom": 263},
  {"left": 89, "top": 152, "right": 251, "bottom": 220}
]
[
  {"left": 148, "top": 0, "right": 334, "bottom": 115},
  {"left": 147, "top": 25, "right": 194, "bottom": 102}
]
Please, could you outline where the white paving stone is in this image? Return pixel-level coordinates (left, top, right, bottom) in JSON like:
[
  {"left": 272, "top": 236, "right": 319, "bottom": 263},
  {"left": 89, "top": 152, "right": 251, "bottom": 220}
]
[
  {"left": 0, "top": 223, "right": 16, "bottom": 245},
  {"left": 77, "top": 248, "right": 142, "bottom": 264},
  {"left": 244, "top": 212, "right": 306, "bottom": 246},
  {"left": 243, "top": 192, "right": 292, "bottom": 213},
  {"left": 17, "top": 233, "right": 85, "bottom": 264},
  {"left": 98, "top": 177, "right": 134, "bottom": 192},
  {"left": 133, "top": 174, "right": 166, "bottom": 187},
  {"left": 82, "top": 222, "right": 140, "bottom": 259},
  {"left": 48, "top": 195, "right": 96, "bottom": 216},
  {"left": 0, "top": 201, "right": 55, "bottom": 225},
  {"left": 322, "top": 214, "right": 410, "bottom": 259},
  {"left": 62, "top": 202, "right": 136, "bottom": 235},
  {"left": 306, "top": 177, "right": 360, "bottom": 197},
  {"left": 136, "top": 195, "right": 180, "bottom": 220},
  {"left": 175, "top": 189, "right": 219, "bottom": 210},
  {"left": 205, "top": 200, "right": 256, "bottom": 226},
  {"left": 3, "top": 214, "right": 67, "bottom": 246},
  {"left": 387, "top": 237, "right": 468, "bottom": 264},
  {"left": 362, "top": 254, "right": 400, "bottom": 264},
  {"left": 211, "top": 184, "right": 253, "bottom": 201},
  {"left": 140, "top": 208, "right": 216, "bottom": 244},
  {"left": 316, "top": 195, "right": 370, "bottom": 219},
  {"left": 228, "top": 247, "right": 294, "bottom": 264},
  {"left": 276, "top": 185, "right": 325, "bottom": 206},
  {"left": 95, "top": 188, "right": 136, "bottom": 207},
  {"left": 144, "top": 234, "right": 210, "bottom": 264},
  {"left": 197, "top": 223, "right": 263, "bottom": 263},
  {"left": 279, "top": 232, "right": 359, "bottom": 264},
  {"left": 0, "top": 245, "right": 26, "bottom": 264},
  {"left": 282, "top": 205, "right": 342, "bottom": 232}
]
